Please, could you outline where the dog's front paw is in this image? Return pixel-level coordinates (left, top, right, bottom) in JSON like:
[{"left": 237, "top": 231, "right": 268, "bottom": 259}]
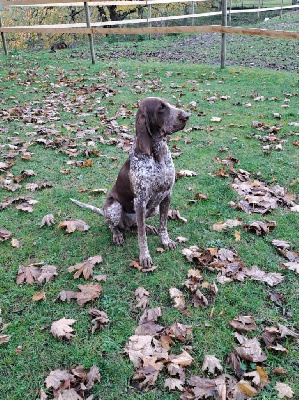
[
  {"left": 140, "top": 254, "right": 153, "bottom": 269},
  {"left": 163, "top": 238, "right": 177, "bottom": 250},
  {"left": 113, "top": 232, "right": 124, "bottom": 245}
]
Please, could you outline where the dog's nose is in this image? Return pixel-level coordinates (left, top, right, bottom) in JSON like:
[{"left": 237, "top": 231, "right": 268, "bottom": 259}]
[{"left": 179, "top": 111, "right": 191, "bottom": 121}]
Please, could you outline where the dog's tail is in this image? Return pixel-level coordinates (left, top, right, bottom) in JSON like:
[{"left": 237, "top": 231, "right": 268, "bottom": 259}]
[{"left": 70, "top": 198, "right": 104, "bottom": 216}]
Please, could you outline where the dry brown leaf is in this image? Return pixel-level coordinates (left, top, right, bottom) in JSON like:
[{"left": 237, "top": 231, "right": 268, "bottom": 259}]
[
  {"left": 0, "top": 227, "right": 12, "bottom": 241},
  {"left": 169, "top": 287, "right": 190, "bottom": 316},
  {"left": 50, "top": 317, "right": 76, "bottom": 340},
  {"left": 45, "top": 369, "right": 73, "bottom": 389},
  {"left": 93, "top": 274, "right": 107, "bottom": 282},
  {"left": 192, "top": 289, "right": 209, "bottom": 308},
  {"left": 277, "top": 323, "right": 299, "bottom": 338},
  {"left": 229, "top": 316, "right": 258, "bottom": 332},
  {"left": 169, "top": 350, "right": 193, "bottom": 367},
  {"left": 135, "top": 287, "right": 150, "bottom": 309},
  {"left": 40, "top": 213, "right": 55, "bottom": 227},
  {"left": 76, "top": 283, "right": 102, "bottom": 305},
  {"left": 88, "top": 309, "right": 109, "bottom": 333},
  {"left": 37, "top": 265, "right": 58, "bottom": 284},
  {"left": 11, "top": 238, "right": 20, "bottom": 248},
  {"left": 16, "top": 264, "right": 41, "bottom": 284},
  {"left": 235, "top": 337, "right": 267, "bottom": 362},
  {"left": 176, "top": 170, "right": 197, "bottom": 178},
  {"left": 0, "top": 334, "right": 11, "bottom": 344},
  {"left": 201, "top": 355, "right": 223, "bottom": 374},
  {"left": 283, "top": 262, "right": 299, "bottom": 275},
  {"left": 211, "top": 219, "right": 242, "bottom": 231},
  {"left": 237, "top": 379, "right": 259, "bottom": 396},
  {"left": 68, "top": 255, "right": 103, "bottom": 279},
  {"left": 58, "top": 219, "right": 90, "bottom": 233},
  {"left": 166, "top": 321, "right": 193, "bottom": 343},
  {"left": 56, "top": 290, "right": 78, "bottom": 303},
  {"left": 129, "top": 260, "right": 158, "bottom": 273},
  {"left": 176, "top": 236, "right": 188, "bottom": 243},
  {"left": 275, "top": 382, "right": 294, "bottom": 398},
  {"left": 245, "top": 265, "right": 284, "bottom": 286},
  {"left": 164, "top": 377, "right": 184, "bottom": 391},
  {"left": 168, "top": 208, "right": 187, "bottom": 223},
  {"left": 32, "top": 290, "right": 46, "bottom": 301}
]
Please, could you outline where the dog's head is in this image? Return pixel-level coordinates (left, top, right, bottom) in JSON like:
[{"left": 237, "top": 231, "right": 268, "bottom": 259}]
[{"left": 135, "top": 97, "right": 190, "bottom": 156}]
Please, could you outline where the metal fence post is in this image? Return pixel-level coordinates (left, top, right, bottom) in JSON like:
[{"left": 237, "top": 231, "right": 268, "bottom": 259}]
[
  {"left": 221, "top": 0, "right": 227, "bottom": 68},
  {"left": 84, "top": 1, "right": 95, "bottom": 64}
]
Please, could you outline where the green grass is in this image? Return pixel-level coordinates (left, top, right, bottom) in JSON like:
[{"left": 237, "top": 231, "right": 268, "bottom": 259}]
[{"left": 0, "top": 44, "right": 298, "bottom": 400}]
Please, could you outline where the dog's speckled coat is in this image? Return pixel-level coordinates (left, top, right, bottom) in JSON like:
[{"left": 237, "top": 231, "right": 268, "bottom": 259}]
[{"left": 71, "top": 97, "right": 189, "bottom": 268}]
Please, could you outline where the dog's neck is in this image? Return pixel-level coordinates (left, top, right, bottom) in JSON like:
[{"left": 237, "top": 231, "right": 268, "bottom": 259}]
[{"left": 152, "top": 134, "right": 168, "bottom": 163}]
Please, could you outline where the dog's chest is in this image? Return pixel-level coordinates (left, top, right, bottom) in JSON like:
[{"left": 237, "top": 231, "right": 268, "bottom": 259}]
[{"left": 130, "top": 150, "right": 175, "bottom": 197}]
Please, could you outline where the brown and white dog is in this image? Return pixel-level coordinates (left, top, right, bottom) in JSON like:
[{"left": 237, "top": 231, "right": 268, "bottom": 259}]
[{"left": 71, "top": 97, "right": 190, "bottom": 268}]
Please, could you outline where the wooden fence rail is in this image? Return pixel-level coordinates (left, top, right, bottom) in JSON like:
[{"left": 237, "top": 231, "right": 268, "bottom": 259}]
[{"left": 0, "top": 0, "right": 298, "bottom": 65}]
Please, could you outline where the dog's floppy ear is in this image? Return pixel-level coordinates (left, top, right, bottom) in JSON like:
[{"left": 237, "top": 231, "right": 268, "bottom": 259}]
[{"left": 135, "top": 106, "right": 153, "bottom": 156}]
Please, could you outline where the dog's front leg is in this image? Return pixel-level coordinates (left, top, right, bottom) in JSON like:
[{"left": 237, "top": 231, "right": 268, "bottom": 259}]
[
  {"left": 159, "top": 195, "right": 176, "bottom": 250},
  {"left": 135, "top": 199, "right": 153, "bottom": 268}
]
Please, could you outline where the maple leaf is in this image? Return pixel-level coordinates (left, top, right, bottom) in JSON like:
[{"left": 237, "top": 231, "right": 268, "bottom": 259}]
[
  {"left": 37, "top": 265, "right": 58, "bottom": 284},
  {"left": 58, "top": 219, "right": 90, "bottom": 233},
  {"left": 167, "top": 208, "right": 187, "bottom": 223},
  {"left": 56, "top": 290, "right": 78, "bottom": 303},
  {"left": 235, "top": 337, "right": 267, "bottom": 362},
  {"left": 169, "top": 287, "right": 190, "bottom": 316},
  {"left": 85, "top": 365, "right": 101, "bottom": 390},
  {"left": 40, "top": 214, "right": 55, "bottom": 227},
  {"left": 88, "top": 309, "right": 109, "bottom": 333},
  {"left": 50, "top": 317, "right": 76, "bottom": 340},
  {"left": 211, "top": 219, "right": 242, "bottom": 232},
  {"left": 32, "top": 290, "right": 46, "bottom": 301},
  {"left": 277, "top": 323, "right": 298, "bottom": 339},
  {"left": 135, "top": 287, "right": 149, "bottom": 309},
  {"left": 185, "top": 376, "right": 219, "bottom": 398},
  {"left": 166, "top": 321, "right": 193, "bottom": 343},
  {"left": 68, "top": 255, "right": 103, "bottom": 279},
  {"left": 237, "top": 379, "right": 259, "bottom": 396},
  {"left": 244, "top": 265, "right": 284, "bottom": 286},
  {"left": 283, "top": 262, "right": 299, "bottom": 275},
  {"left": 0, "top": 227, "right": 13, "bottom": 241},
  {"left": 45, "top": 369, "right": 74, "bottom": 389},
  {"left": 0, "top": 334, "right": 11, "bottom": 344},
  {"left": 16, "top": 264, "right": 41, "bottom": 284},
  {"left": 164, "top": 377, "right": 184, "bottom": 391},
  {"left": 226, "top": 352, "right": 243, "bottom": 378},
  {"left": 25, "top": 181, "right": 53, "bottom": 191},
  {"left": 229, "top": 316, "right": 258, "bottom": 332},
  {"left": 129, "top": 260, "right": 158, "bottom": 273},
  {"left": 176, "top": 170, "right": 197, "bottom": 178},
  {"left": 201, "top": 355, "right": 223, "bottom": 374},
  {"left": 275, "top": 382, "right": 294, "bottom": 399},
  {"left": 192, "top": 289, "right": 209, "bottom": 308},
  {"left": 56, "top": 389, "right": 83, "bottom": 399},
  {"left": 76, "top": 283, "right": 102, "bottom": 305},
  {"left": 169, "top": 350, "right": 193, "bottom": 367}
]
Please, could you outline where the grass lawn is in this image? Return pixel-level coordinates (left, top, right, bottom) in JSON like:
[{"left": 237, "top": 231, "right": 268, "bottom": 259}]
[{"left": 0, "top": 42, "right": 298, "bottom": 400}]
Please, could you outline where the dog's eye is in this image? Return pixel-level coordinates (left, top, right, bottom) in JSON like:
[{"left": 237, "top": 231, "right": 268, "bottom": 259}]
[{"left": 159, "top": 103, "right": 166, "bottom": 111}]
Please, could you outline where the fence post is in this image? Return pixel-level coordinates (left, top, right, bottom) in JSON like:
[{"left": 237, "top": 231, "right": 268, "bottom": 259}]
[
  {"left": 191, "top": 1, "right": 195, "bottom": 26},
  {"left": 148, "top": 2, "right": 152, "bottom": 39},
  {"left": 84, "top": 1, "right": 95, "bottom": 64},
  {"left": 221, "top": 0, "right": 227, "bottom": 68},
  {"left": 229, "top": 0, "right": 232, "bottom": 25},
  {"left": 280, "top": 0, "right": 283, "bottom": 18},
  {"left": 258, "top": 0, "right": 261, "bottom": 20},
  {"left": 0, "top": 12, "right": 8, "bottom": 56}
]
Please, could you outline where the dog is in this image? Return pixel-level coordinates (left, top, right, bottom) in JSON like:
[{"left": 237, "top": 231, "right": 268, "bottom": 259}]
[{"left": 71, "top": 97, "right": 190, "bottom": 268}]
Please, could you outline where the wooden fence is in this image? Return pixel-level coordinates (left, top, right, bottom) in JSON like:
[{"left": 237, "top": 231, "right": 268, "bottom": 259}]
[{"left": 0, "top": 0, "right": 298, "bottom": 66}]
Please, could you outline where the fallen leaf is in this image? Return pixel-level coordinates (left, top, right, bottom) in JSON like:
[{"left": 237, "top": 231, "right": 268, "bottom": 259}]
[
  {"left": 169, "top": 287, "right": 190, "bottom": 316},
  {"left": 169, "top": 350, "right": 193, "bottom": 367},
  {"left": 45, "top": 369, "right": 73, "bottom": 390},
  {"left": 168, "top": 208, "right": 187, "bottom": 223},
  {"left": 32, "top": 290, "right": 46, "bottom": 301},
  {"left": 237, "top": 379, "right": 259, "bottom": 396},
  {"left": 176, "top": 170, "right": 197, "bottom": 178},
  {"left": 16, "top": 264, "right": 41, "bottom": 284},
  {"left": 88, "top": 309, "right": 109, "bottom": 333},
  {"left": 0, "top": 335, "right": 11, "bottom": 344},
  {"left": 0, "top": 227, "right": 13, "bottom": 241},
  {"left": 135, "top": 287, "right": 149, "bottom": 309},
  {"left": 235, "top": 337, "right": 267, "bottom": 362},
  {"left": 11, "top": 238, "right": 20, "bottom": 248},
  {"left": 76, "top": 283, "right": 102, "bottom": 305},
  {"left": 164, "top": 377, "right": 184, "bottom": 391},
  {"left": 68, "top": 255, "right": 103, "bottom": 279},
  {"left": 40, "top": 214, "right": 55, "bottom": 227},
  {"left": 37, "top": 265, "right": 58, "bottom": 284},
  {"left": 229, "top": 316, "right": 258, "bottom": 332},
  {"left": 201, "top": 355, "right": 223, "bottom": 374},
  {"left": 275, "top": 382, "right": 294, "bottom": 398},
  {"left": 50, "top": 317, "right": 76, "bottom": 340},
  {"left": 58, "top": 219, "right": 90, "bottom": 233}
]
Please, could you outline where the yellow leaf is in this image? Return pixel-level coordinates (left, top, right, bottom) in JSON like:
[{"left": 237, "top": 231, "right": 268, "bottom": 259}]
[{"left": 235, "top": 230, "right": 241, "bottom": 241}]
